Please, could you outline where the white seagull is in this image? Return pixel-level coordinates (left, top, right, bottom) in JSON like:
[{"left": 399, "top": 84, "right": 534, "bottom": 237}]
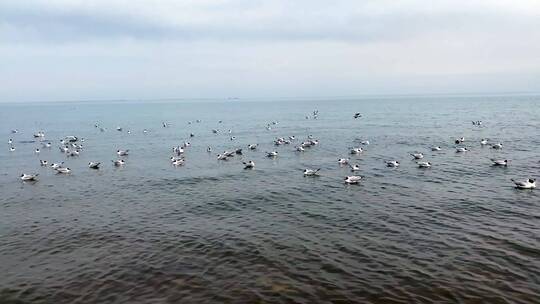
[
  {"left": 344, "top": 175, "right": 362, "bottom": 184},
  {"left": 492, "top": 143, "right": 503, "bottom": 150},
  {"left": 117, "top": 149, "right": 129, "bottom": 156},
  {"left": 266, "top": 151, "right": 278, "bottom": 157},
  {"left": 456, "top": 147, "right": 469, "bottom": 153},
  {"left": 480, "top": 139, "right": 489, "bottom": 145},
  {"left": 386, "top": 160, "right": 400, "bottom": 167},
  {"left": 303, "top": 168, "right": 320, "bottom": 176},
  {"left": 417, "top": 161, "right": 432, "bottom": 168},
  {"left": 88, "top": 162, "right": 101, "bottom": 169},
  {"left": 20, "top": 173, "right": 39, "bottom": 181},
  {"left": 511, "top": 178, "right": 536, "bottom": 189},
  {"left": 350, "top": 164, "right": 361, "bottom": 171},
  {"left": 55, "top": 167, "right": 71, "bottom": 174},
  {"left": 112, "top": 159, "right": 126, "bottom": 167},
  {"left": 490, "top": 159, "right": 509, "bottom": 166},
  {"left": 411, "top": 152, "right": 424, "bottom": 159},
  {"left": 338, "top": 158, "right": 350, "bottom": 165},
  {"left": 40, "top": 160, "right": 48, "bottom": 166},
  {"left": 243, "top": 160, "right": 255, "bottom": 169},
  {"left": 248, "top": 144, "right": 258, "bottom": 150},
  {"left": 431, "top": 146, "right": 442, "bottom": 151},
  {"left": 350, "top": 147, "right": 363, "bottom": 154}
]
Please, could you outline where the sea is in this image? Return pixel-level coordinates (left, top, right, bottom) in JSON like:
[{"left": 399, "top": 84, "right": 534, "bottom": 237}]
[{"left": 0, "top": 95, "right": 539, "bottom": 303}]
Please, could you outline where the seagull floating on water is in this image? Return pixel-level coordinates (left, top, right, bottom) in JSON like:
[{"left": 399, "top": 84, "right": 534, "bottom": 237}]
[
  {"left": 9, "top": 146, "right": 15, "bottom": 152},
  {"left": 431, "top": 146, "right": 442, "bottom": 151},
  {"left": 248, "top": 144, "right": 258, "bottom": 150},
  {"left": 411, "top": 152, "right": 424, "bottom": 159},
  {"left": 456, "top": 147, "right": 469, "bottom": 153},
  {"left": 492, "top": 143, "right": 503, "bottom": 150},
  {"left": 40, "top": 160, "right": 48, "bottom": 166},
  {"left": 338, "top": 158, "right": 350, "bottom": 165},
  {"left": 350, "top": 164, "right": 361, "bottom": 171},
  {"left": 353, "top": 113, "right": 362, "bottom": 119},
  {"left": 511, "top": 178, "right": 536, "bottom": 189},
  {"left": 20, "top": 173, "right": 39, "bottom": 181},
  {"left": 350, "top": 147, "right": 363, "bottom": 155},
  {"left": 243, "top": 160, "right": 255, "bottom": 169},
  {"left": 344, "top": 175, "right": 362, "bottom": 184},
  {"left": 112, "top": 159, "right": 125, "bottom": 167},
  {"left": 455, "top": 137, "right": 465, "bottom": 144},
  {"left": 417, "top": 161, "right": 432, "bottom": 168},
  {"left": 303, "top": 168, "right": 320, "bottom": 176},
  {"left": 88, "top": 162, "right": 101, "bottom": 169},
  {"left": 386, "top": 160, "right": 400, "bottom": 167},
  {"left": 266, "top": 151, "right": 278, "bottom": 157},
  {"left": 55, "top": 167, "right": 71, "bottom": 174},
  {"left": 8, "top": 139, "right": 13, "bottom": 144},
  {"left": 491, "top": 159, "right": 509, "bottom": 166},
  {"left": 117, "top": 149, "right": 129, "bottom": 156},
  {"left": 480, "top": 139, "right": 488, "bottom": 145},
  {"left": 50, "top": 162, "right": 63, "bottom": 169}
]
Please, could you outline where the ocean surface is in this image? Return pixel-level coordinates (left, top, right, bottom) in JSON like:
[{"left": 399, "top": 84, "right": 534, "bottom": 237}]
[{"left": 0, "top": 96, "right": 539, "bottom": 304}]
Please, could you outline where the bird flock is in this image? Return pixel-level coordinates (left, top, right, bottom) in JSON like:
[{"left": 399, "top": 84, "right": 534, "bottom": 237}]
[{"left": 8, "top": 113, "right": 537, "bottom": 189}]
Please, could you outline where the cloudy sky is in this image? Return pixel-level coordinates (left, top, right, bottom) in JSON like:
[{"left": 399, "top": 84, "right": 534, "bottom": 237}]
[{"left": 1, "top": 0, "right": 539, "bottom": 102}]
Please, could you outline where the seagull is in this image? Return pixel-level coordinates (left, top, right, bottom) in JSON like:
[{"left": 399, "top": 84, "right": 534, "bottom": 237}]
[
  {"left": 39, "top": 160, "right": 48, "bottom": 166},
  {"left": 431, "top": 146, "right": 442, "bottom": 151},
  {"left": 207, "top": 146, "right": 212, "bottom": 153},
  {"left": 338, "top": 158, "right": 350, "bottom": 165},
  {"left": 190, "top": 133, "right": 195, "bottom": 138},
  {"left": 350, "top": 164, "right": 361, "bottom": 171},
  {"left": 217, "top": 154, "right": 228, "bottom": 160},
  {"left": 230, "top": 136, "right": 236, "bottom": 141},
  {"left": 34, "top": 148, "right": 40, "bottom": 154},
  {"left": 8, "top": 139, "right": 13, "bottom": 144},
  {"left": 303, "top": 168, "right": 320, "bottom": 176},
  {"left": 289, "top": 136, "right": 295, "bottom": 140},
  {"left": 212, "top": 129, "right": 219, "bottom": 134},
  {"left": 295, "top": 146, "right": 305, "bottom": 152},
  {"left": 172, "top": 159, "right": 185, "bottom": 166},
  {"left": 417, "top": 161, "right": 432, "bottom": 168},
  {"left": 65, "top": 136, "right": 78, "bottom": 142},
  {"left": 183, "top": 142, "right": 191, "bottom": 148},
  {"left": 480, "top": 139, "right": 488, "bottom": 145},
  {"left": 350, "top": 147, "right": 363, "bottom": 154},
  {"left": 235, "top": 148, "right": 243, "bottom": 155},
  {"left": 55, "top": 167, "right": 71, "bottom": 174},
  {"left": 42, "top": 142, "right": 52, "bottom": 148},
  {"left": 11, "top": 129, "right": 18, "bottom": 134},
  {"left": 490, "top": 159, "right": 509, "bottom": 166},
  {"left": 386, "top": 160, "right": 400, "bottom": 167},
  {"left": 456, "top": 147, "right": 469, "bottom": 153},
  {"left": 20, "top": 173, "right": 39, "bottom": 181},
  {"left": 116, "top": 127, "right": 123, "bottom": 132},
  {"left": 33, "top": 131, "right": 45, "bottom": 138},
  {"left": 9, "top": 146, "right": 15, "bottom": 152},
  {"left": 248, "top": 144, "right": 258, "bottom": 150},
  {"left": 353, "top": 113, "right": 362, "bottom": 119},
  {"left": 88, "top": 162, "right": 101, "bottom": 169},
  {"left": 59, "top": 146, "right": 69, "bottom": 153},
  {"left": 361, "top": 140, "right": 370, "bottom": 145},
  {"left": 143, "top": 129, "right": 148, "bottom": 134},
  {"left": 492, "top": 143, "right": 503, "bottom": 150},
  {"left": 117, "top": 149, "right": 129, "bottom": 156},
  {"left": 50, "top": 162, "right": 63, "bottom": 169},
  {"left": 511, "top": 178, "right": 536, "bottom": 189},
  {"left": 344, "top": 175, "right": 362, "bottom": 184},
  {"left": 455, "top": 137, "right": 465, "bottom": 144},
  {"left": 266, "top": 151, "right": 278, "bottom": 157},
  {"left": 411, "top": 152, "right": 424, "bottom": 159},
  {"left": 68, "top": 150, "right": 80, "bottom": 157},
  {"left": 243, "top": 160, "right": 255, "bottom": 169},
  {"left": 112, "top": 159, "right": 125, "bottom": 166}
]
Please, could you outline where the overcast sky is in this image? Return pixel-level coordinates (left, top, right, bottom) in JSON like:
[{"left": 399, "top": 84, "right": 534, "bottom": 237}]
[{"left": 1, "top": 0, "right": 539, "bottom": 102}]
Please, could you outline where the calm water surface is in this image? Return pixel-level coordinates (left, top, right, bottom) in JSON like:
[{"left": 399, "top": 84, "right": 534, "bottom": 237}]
[{"left": 0, "top": 96, "right": 539, "bottom": 303}]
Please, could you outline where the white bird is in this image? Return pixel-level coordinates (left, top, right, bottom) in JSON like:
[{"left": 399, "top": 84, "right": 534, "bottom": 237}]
[
  {"left": 212, "top": 129, "right": 219, "bottom": 134},
  {"left": 455, "top": 137, "right": 465, "bottom": 144},
  {"left": 248, "top": 144, "right": 258, "bottom": 150},
  {"left": 11, "top": 129, "right": 18, "bottom": 134},
  {"left": 417, "top": 161, "right": 432, "bottom": 168},
  {"left": 112, "top": 159, "right": 125, "bottom": 167},
  {"left": 338, "top": 158, "right": 349, "bottom": 165},
  {"left": 20, "top": 173, "right": 39, "bottom": 181},
  {"left": 183, "top": 142, "right": 191, "bottom": 148},
  {"left": 492, "top": 143, "right": 503, "bottom": 149},
  {"left": 116, "top": 127, "right": 123, "bottom": 131},
  {"left": 386, "top": 160, "right": 400, "bottom": 167},
  {"left": 217, "top": 154, "right": 228, "bottom": 160},
  {"left": 289, "top": 136, "right": 295, "bottom": 140},
  {"left": 490, "top": 159, "right": 509, "bottom": 166},
  {"left": 42, "top": 142, "right": 52, "bottom": 148},
  {"left": 411, "top": 153, "right": 424, "bottom": 159},
  {"left": 34, "top": 148, "right": 40, "bottom": 154},
  {"left": 33, "top": 131, "right": 45, "bottom": 138},
  {"left": 55, "top": 167, "right": 71, "bottom": 174},
  {"left": 207, "top": 146, "right": 212, "bottom": 153},
  {"left": 8, "top": 139, "right": 12, "bottom": 144},
  {"left": 350, "top": 147, "right": 363, "bottom": 154},
  {"left": 350, "top": 164, "right": 361, "bottom": 171},
  {"left": 456, "top": 147, "right": 469, "bottom": 153},
  {"left": 303, "top": 168, "right": 320, "bottom": 176},
  {"left": 40, "top": 160, "right": 48, "bottom": 166},
  {"left": 88, "top": 162, "right": 101, "bottom": 169},
  {"left": 230, "top": 136, "right": 236, "bottom": 141},
  {"left": 295, "top": 146, "right": 305, "bottom": 152},
  {"left": 117, "top": 149, "right": 129, "bottom": 156},
  {"left": 9, "top": 146, "right": 15, "bottom": 152},
  {"left": 480, "top": 138, "right": 488, "bottom": 145},
  {"left": 309, "top": 139, "right": 319, "bottom": 145},
  {"left": 68, "top": 150, "right": 80, "bottom": 157},
  {"left": 431, "top": 146, "right": 442, "bottom": 151},
  {"left": 172, "top": 159, "right": 185, "bottom": 166},
  {"left": 243, "top": 160, "right": 255, "bottom": 169},
  {"left": 50, "top": 162, "right": 63, "bottom": 169},
  {"left": 511, "top": 178, "right": 536, "bottom": 189},
  {"left": 59, "top": 146, "right": 69, "bottom": 153},
  {"left": 361, "top": 140, "right": 370, "bottom": 145},
  {"left": 266, "top": 151, "right": 278, "bottom": 157},
  {"left": 344, "top": 175, "right": 362, "bottom": 184}
]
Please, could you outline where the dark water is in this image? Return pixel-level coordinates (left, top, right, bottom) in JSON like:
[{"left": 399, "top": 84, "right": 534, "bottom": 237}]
[{"left": 1, "top": 96, "right": 539, "bottom": 303}]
